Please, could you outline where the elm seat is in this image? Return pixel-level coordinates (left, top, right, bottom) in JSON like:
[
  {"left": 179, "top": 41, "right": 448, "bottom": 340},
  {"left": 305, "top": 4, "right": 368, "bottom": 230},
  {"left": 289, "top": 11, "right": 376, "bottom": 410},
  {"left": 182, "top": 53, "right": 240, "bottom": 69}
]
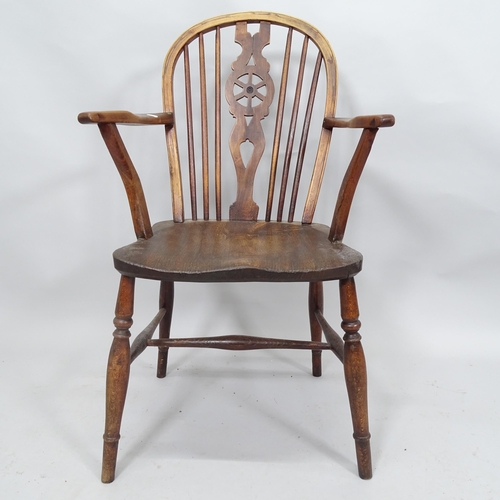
[
  {"left": 113, "top": 220, "right": 363, "bottom": 282},
  {"left": 78, "top": 11, "right": 394, "bottom": 484}
]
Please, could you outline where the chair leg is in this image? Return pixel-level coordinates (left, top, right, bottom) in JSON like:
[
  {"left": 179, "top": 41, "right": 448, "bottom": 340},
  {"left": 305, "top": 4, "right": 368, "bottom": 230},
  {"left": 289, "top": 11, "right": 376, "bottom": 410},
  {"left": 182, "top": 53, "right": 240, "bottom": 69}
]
[
  {"left": 157, "top": 281, "right": 174, "bottom": 378},
  {"left": 101, "top": 275, "right": 135, "bottom": 483},
  {"left": 308, "top": 282, "right": 324, "bottom": 377},
  {"left": 340, "top": 277, "right": 372, "bottom": 480}
]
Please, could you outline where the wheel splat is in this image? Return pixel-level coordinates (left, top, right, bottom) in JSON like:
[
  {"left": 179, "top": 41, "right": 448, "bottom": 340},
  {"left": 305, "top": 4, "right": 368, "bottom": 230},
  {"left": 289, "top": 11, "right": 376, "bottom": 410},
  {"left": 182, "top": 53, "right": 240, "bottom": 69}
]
[{"left": 225, "top": 22, "right": 275, "bottom": 220}]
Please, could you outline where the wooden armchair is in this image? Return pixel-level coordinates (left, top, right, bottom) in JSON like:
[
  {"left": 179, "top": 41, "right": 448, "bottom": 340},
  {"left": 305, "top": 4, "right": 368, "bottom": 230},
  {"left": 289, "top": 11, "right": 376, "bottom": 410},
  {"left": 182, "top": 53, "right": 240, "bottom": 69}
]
[{"left": 78, "top": 12, "right": 394, "bottom": 483}]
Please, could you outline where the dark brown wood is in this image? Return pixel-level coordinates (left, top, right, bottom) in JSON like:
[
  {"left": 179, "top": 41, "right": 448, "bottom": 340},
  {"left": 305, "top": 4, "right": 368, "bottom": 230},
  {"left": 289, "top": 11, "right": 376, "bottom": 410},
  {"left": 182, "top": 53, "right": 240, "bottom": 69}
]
[
  {"left": 157, "top": 281, "right": 174, "bottom": 378},
  {"left": 79, "top": 12, "right": 394, "bottom": 483},
  {"left": 215, "top": 27, "right": 222, "bottom": 221},
  {"left": 78, "top": 111, "right": 174, "bottom": 126},
  {"left": 113, "top": 220, "right": 363, "bottom": 282},
  {"left": 340, "top": 277, "right": 372, "bottom": 480},
  {"left": 314, "top": 308, "right": 344, "bottom": 363},
  {"left": 323, "top": 114, "right": 395, "bottom": 129},
  {"left": 266, "top": 27, "right": 293, "bottom": 222},
  {"left": 102, "top": 275, "right": 134, "bottom": 483},
  {"left": 149, "top": 335, "right": 331, "bottom": 350},
  {"left": 130, "top": 307, "right": 167, "bottom": 363},
  {"left": 308, "top": 282, "right": 324, "bottom": 376},
  {"left": 226, "top": 22, "right": 275, "bottom": 221},
  {"left": 277, "top": 36, "right": 309, "bottom": 222},
  {"left": 329, "top": 128, "right": 378, "bottom": 242},
  {"left": 97, "top": 123, "right": 153, "bottom": 240}
]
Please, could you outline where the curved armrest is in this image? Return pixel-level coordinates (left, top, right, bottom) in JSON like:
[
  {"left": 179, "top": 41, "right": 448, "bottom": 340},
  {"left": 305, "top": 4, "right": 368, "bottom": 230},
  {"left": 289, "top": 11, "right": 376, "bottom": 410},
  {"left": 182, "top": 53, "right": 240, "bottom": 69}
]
[
  {"left": 77, "top": 110, "right": 175, "bottom": 239},
  {"left": 323, "top": 114, "right": 395, "bottom": 130},
  {"left": 78, "top": 110, "right": 174, "bottom": 126},
  {"left": 83, "top": 121, "right": 154, "bottom": 240},
  {"left": 329, "top": 115, "right": 395, "bottom": 242}
]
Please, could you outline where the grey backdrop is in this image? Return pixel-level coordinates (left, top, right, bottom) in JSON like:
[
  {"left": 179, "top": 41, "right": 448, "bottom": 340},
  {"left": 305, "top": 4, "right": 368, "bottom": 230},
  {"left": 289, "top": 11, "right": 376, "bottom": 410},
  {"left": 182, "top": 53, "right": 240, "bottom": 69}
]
[{"left": 1, "top": 1, "right": 499, "bottom": 498}]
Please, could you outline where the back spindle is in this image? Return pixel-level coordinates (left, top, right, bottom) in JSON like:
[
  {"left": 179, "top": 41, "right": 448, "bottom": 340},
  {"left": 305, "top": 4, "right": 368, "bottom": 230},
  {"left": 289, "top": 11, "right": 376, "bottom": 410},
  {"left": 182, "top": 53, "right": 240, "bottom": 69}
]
[{"left": 276, "top": 36, "right": 309, "bottom": 222}]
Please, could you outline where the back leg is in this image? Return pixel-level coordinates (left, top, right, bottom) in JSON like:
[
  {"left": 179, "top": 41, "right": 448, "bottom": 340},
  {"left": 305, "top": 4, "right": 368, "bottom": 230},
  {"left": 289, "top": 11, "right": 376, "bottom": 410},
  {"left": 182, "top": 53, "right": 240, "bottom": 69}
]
[
  {"left": 308, "top": 281, "right": 324, "bottom": 377},
  {"left": 340, "top": 277, "right": 372, "bottom": 479},
  {"left": 157, "top": 281, "right": 174, "bottom": 378}
]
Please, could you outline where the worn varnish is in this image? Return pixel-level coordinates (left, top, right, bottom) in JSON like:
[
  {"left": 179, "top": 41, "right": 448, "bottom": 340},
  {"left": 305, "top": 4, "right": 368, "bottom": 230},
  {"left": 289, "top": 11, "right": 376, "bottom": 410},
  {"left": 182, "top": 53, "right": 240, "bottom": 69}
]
[
  {"left": 78, "top": 11, "right": 394, "bottom": 483},
  {"left": 113, "top": 220, "right": 362, "bottom": 282}
]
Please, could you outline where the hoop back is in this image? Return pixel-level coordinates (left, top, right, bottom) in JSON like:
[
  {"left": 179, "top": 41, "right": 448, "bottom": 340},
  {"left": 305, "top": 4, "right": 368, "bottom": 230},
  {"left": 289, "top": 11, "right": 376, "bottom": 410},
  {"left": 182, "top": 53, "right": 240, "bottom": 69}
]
[{"left": 162, "top": 12, "right": 337, "bottom": 223}]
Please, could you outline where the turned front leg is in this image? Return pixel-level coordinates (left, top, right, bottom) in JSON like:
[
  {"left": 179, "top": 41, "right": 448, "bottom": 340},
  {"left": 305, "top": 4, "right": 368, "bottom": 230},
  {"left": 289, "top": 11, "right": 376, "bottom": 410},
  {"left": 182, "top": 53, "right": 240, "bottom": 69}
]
[
  {"left": 340, "top": 277, "right": 372, "bottom": 479},
  {"left": 102, "top": 275, "right": 134, "bottom": 483}
]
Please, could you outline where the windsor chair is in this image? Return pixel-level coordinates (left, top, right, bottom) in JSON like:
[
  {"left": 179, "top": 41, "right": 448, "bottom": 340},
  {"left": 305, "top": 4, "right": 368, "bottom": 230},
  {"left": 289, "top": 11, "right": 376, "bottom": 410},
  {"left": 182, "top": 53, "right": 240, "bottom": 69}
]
[{"left": 78, "top": 12, "right": 394, "bottom": 483}]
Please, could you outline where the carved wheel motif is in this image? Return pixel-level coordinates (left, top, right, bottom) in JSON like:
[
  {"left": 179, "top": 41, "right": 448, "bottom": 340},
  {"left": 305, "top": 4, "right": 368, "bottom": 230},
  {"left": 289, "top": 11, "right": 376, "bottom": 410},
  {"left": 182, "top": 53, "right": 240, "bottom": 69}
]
[{"left": 227, "top": 63, "right": 274, "bottom": 118}]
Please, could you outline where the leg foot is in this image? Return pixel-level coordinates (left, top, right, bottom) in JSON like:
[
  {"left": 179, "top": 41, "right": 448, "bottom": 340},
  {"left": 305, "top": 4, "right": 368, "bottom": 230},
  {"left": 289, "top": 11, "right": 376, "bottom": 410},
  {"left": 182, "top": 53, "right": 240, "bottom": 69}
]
[
  {"left": 101, "top": 275, "right": 134, "bottom": 483},
  {"left": 102, "top": 438, "right": 120, "bottom": 483},
  {"left": 340, "top": 277, "right": 372, "bottom": 479},
  {"left": 354, "top": 436, "right": 372, "bottom": 479}
]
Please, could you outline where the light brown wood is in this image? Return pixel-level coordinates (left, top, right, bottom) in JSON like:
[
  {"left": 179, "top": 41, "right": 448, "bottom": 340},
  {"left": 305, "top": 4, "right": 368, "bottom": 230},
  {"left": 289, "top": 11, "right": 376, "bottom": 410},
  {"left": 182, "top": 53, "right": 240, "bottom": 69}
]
[
  {"left": 183, "top": 46, "right": 197, "bottom": 220},
  {"left": 198, "top": 34, "right": 210, "bottom": 220},
  {"left": 302, "top": 125, "right": 332, "bottom": 223},
  {"left": 162, "top": 12, "right": 338, "bottom": 223},
  {"left": 288, "top": 52, "right": 323, "bottom": 222}
]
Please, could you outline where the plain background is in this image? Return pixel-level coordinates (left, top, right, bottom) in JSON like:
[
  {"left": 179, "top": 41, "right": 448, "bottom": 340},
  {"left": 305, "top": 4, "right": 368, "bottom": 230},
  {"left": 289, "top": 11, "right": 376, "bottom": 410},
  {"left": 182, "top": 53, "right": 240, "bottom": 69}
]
[{"left": 1, "top": 1, "right": 499, "bottom": 498}]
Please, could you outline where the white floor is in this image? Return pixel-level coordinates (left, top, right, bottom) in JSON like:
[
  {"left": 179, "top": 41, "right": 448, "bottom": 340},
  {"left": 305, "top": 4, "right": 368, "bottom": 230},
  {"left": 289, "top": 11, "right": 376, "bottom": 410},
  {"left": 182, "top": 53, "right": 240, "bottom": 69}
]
[
  {"left": 2, "top": 1, "right": 500, "bottom": 498},
  {"left": 1, "top": 279, "right": 498, "bottom": 500}
]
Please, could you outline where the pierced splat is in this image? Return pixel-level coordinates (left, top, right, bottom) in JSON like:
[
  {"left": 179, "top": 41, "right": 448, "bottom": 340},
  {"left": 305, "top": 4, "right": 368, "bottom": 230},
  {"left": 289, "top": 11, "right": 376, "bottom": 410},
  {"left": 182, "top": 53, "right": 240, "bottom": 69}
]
[{"left": 225, "top": 22, "right": 275, "bottom": 220}]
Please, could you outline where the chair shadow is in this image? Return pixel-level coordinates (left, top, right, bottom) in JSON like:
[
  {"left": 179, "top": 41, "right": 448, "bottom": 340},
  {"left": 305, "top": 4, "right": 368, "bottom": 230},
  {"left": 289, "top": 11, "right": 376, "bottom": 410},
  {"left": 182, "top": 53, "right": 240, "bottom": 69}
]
[
  {"left": 117, "top": 357, "right": 355, "bottom": 476},
  {"left": 117, "top": 282, "right": 357, "bottom": 474}
]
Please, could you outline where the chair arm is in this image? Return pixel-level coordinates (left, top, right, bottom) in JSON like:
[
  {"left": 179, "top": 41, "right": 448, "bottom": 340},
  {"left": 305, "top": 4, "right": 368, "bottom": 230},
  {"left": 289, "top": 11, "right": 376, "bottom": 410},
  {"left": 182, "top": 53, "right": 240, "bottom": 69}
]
[
  {"left": 78, "top": 110, "right": 174, "bottom": 126},
  {"left": 323, "top": 114, "right": 395, "bottom": 130},
  {"left": 329, "top": 126, "right": 386, "bottom": 243},
  {"left": 77, "top": 111, "right": 175, "bottom": 239},
  {"left": 82, "top": 121, "right": 154, "bottom": 240}
]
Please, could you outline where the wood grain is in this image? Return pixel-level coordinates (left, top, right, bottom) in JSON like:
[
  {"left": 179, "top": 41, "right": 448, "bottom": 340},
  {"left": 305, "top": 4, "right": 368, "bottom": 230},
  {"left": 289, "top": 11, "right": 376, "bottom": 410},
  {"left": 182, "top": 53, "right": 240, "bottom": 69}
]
[
  {"left": 113, "top": 220, "right": 362, "bottom": 282},
  {"left": 340, "top": 277, "right": 372, "bottom": 479},
  {"left": 78, "top": 111, "right": 174, "bottom": 126},
  {"left": 101, "top": 275, "right": 134, "bottom": 483},
  {"left": 97, "top": 123, "right": 153, "bottom": 240}
]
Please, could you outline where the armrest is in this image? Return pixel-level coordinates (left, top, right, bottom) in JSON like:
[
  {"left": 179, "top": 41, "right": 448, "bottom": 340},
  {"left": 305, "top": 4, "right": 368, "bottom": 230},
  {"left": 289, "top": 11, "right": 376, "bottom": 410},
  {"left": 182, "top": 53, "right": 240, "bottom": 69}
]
[
  {"left": 323, "top": 114, "right": 395, "bottom": 130},
  {"left": 86, "top": 122, "right": 154, "bottom": 240},
  {"left": 329, "top": 127, "right": 381, "bottom": 243},
  {"left": 78, "top": 110, "right": 174, "bottom": 126}
]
